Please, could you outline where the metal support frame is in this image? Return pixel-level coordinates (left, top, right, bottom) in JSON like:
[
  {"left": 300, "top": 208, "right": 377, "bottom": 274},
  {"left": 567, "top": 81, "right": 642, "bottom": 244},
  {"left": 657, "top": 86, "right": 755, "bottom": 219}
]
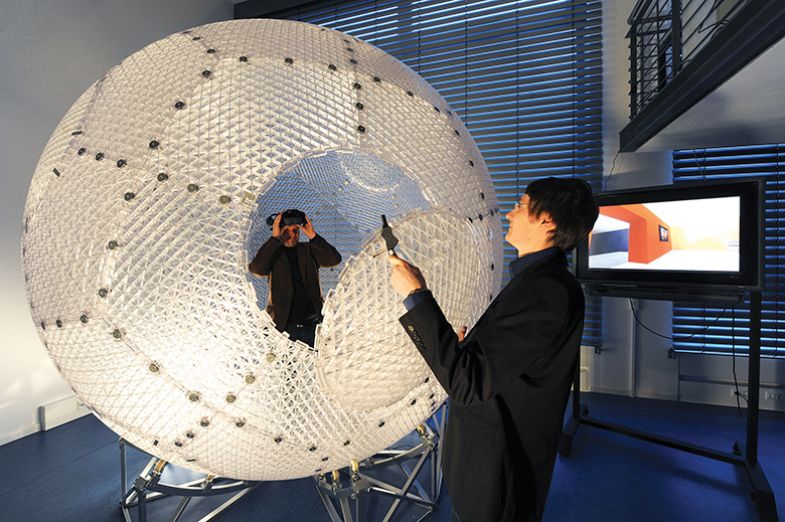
[
  {"left": 119, "top": 439, "right": 259, "bottom": 522},
  {"left": 314, "top": 404, "right": 446, "bottom": 522},
  {"left": 560, "top": 291, "right": 779, "bottom": 522}
]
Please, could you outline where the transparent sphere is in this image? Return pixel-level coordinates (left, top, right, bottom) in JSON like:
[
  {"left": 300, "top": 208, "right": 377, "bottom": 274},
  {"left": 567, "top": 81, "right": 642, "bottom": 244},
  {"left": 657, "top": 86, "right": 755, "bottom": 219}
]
[{"left": 22, "top": 19, "right": 503, "bottom": 480}]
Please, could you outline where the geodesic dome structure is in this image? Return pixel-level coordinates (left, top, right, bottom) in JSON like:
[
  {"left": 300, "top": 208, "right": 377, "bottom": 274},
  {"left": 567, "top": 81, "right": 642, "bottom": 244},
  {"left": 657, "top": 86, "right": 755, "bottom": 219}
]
[{"left": 22, "top": 19, "right": 503, "bottom": 480}]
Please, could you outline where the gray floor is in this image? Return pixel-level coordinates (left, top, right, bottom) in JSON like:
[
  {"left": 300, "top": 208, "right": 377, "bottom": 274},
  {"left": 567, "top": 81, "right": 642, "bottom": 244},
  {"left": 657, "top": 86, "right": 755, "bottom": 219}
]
[{"left": 0, "top": 393, "right": 782, "bottom": 521}]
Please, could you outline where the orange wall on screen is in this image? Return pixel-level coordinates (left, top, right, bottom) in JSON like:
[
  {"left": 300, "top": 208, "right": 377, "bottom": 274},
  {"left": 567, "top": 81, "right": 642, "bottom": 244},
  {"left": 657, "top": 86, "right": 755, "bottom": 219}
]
[{"left": 600, "top": 204, "right": 671, "bottom": 263}]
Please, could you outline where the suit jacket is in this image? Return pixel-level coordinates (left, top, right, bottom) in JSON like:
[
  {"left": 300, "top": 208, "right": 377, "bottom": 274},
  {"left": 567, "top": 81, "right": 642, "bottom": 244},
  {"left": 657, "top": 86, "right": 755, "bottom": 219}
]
[
  {"left": 248, "top": 235, "right": 341, "bottom": 330},
  {"left": 400, "top": 249, "right": 584, "bottom": 522}
]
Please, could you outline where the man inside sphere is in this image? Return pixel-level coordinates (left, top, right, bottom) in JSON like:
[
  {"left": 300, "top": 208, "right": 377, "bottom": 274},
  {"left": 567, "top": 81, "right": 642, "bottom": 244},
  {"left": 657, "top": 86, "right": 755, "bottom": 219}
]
[
  {"left": 388, "top": 177, "right": 598, "bottom": 521},
  {"left": 249, "top": 210, "right": 341, "bottom": 347}
]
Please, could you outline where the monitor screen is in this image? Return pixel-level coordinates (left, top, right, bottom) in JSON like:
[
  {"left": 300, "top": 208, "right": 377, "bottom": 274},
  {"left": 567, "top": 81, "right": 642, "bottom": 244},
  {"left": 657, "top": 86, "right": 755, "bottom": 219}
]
[
  {"left": 576, "top": 179, "right": 762, "bottom": 291},
  {"left": 589, "top": 196, "right": 740, "bottom": 272}
]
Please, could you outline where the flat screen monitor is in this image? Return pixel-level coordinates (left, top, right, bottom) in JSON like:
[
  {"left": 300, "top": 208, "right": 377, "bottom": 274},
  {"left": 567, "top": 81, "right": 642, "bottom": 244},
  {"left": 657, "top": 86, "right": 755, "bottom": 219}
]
[{"left": 576, "top": 179, "right": 763, "bottom": 291}]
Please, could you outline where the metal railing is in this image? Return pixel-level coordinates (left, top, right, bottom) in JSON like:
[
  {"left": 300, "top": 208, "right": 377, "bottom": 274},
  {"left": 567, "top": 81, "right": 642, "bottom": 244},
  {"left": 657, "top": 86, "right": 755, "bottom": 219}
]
[{"left": 627, "top": 0, "right": 749, "bottom": 118}]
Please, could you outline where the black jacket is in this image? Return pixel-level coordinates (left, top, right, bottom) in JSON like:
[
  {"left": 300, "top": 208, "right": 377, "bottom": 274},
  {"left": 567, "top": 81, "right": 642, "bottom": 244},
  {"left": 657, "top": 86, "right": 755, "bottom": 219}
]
[
  {"left": 249, "top": 235, "right": 341, "bottom": 330},
  {"left": 400, "top": 249, "right": 584, "bottom": 521}
]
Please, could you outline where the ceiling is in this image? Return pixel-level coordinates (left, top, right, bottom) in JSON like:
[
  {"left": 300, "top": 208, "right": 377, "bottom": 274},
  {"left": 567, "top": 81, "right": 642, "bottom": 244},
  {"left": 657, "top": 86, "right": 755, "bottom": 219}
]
[{"left": 637, "top": 34, "right": 785, "bottom": 151}]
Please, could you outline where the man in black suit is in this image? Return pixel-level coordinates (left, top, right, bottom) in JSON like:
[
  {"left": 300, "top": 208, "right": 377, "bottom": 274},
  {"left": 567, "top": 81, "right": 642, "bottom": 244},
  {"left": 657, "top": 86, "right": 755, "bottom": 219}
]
[
  {"left": 249, "top": 211, "right": 341, "bottom": 346},
  {"left": 389, "top": 177, "right": 598, "bottom": 521}
]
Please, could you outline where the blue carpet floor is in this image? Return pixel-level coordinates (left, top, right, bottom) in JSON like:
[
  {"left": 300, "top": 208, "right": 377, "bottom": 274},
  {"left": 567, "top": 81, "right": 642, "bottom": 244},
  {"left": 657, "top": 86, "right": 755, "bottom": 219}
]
[{"left": 0, "top": 393, "right": 782, "bottom": 521}]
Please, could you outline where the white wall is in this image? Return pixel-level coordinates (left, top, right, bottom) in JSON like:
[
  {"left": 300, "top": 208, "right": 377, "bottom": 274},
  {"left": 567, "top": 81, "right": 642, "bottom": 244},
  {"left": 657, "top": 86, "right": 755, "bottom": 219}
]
[
  {"left": 593, "top": 0, "right": 785, "bottom": 409},
  {"left": 0, "top": 0, "right": 233, "bottom": 446}
]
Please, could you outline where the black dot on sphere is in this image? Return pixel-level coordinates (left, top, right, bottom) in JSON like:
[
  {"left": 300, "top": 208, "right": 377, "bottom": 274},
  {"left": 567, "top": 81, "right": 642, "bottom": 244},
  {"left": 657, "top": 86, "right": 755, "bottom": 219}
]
[
  {"left": 429, "top": 392, "right": 435, "bottom": 399},
  {"left": 468, "top": 217, "right": 473, "bottom": 223},
  {"left": 71, "top": 130, "right": 83, "bottom": 135},
  {"left": 219, "top": 195, "right": 231, "bottom": 204},
  {"left": 343, "top": 440, "right": 351, "bottom": 446},
  {"left": 355, "top": 102, "right": 364, "bottom": 110},
  {"left": 309, "top": 445, "right": 317, "bottom": 452},
  {"left": 207, "top": 48, "right": 216, "bottom": 54},
  {"left": 353, "top": 82, "right": 362, "bottom": 90},
  {"left": 174, "top": 101, "right": 185, "bottom": 110},
  {"left": 200, "top": 418, "right": 210, "bottom": 427},
  {"left": 157, "top": 173, "right": 168, "bottom": 182},
  {"left": 239, "top": 56, "right": 248, "bottom": 62},
  {"left": 56, "top": 319, "right": 62, "bottom": 328},
  {"left": 349, "top": 58, "right": 358, "bottom": 65},
  {"left": 284, "top": 57, "right": 293, "bottom": 64},
  {"left": 410, "top": 399, "right": 417, "bottom": 405},
  {"left": 192, "top": 36, "right": 201, "bottom": 41},
  {"left": 373, "top": 76, "right": 381, "bottom": 82},
  {"left": 357, "top": 125, "right": 366, "bottom": 133},
  {"left": 98, "top": 288, "right": 108, "bottom": 298},
  {"left": 175, "top": 440, "right": 183, "bottom": 447},
  {"left": 424, "top": 376, "right": 430, "bottom": 383},
  {"left": 77, "top": 147, "right": 86, "bottom": 155},
  {"left": 470, "top": 160, "right": 475, "bottom": 167},
  {"left": 346, "top": 47, "right": 354, "bottom": 52},
  {"left": 187, "top": 183, "right": 199, "bottom": 193},
  {"left": 480, "top": 191, "right": 484, "bottom": 198},
  {"left": 95, "top": 152, "right": 104, "bottom": 161},
  {"left": 107, "top": 240, "right": 118, "bottom": 250},
  {"left": 455, "top": 129, "right": 460, "bottom": 136},
  {"left": 149, "top": 140, "right": 159, "bottom": 149},
  {"left": 378, "top": 421, "right": 385, "bottom": 428},
  {"left": 80, "top": 314, "right": 88, "bottom": 324},
  {"left": 407, "top": 90, "right": 414, "bottom": 96},
  {"left": 478, "top": 213, "right": 483, "bottom": 220},
  {"left": 124, "top": 192, "right": 135, "bottom": 201},
  {"left": 321, "top": 456, "right": 329, "bottom": 461},
  {"left": 343, "top": 38, "right": 350, "bottom": 43},
  {"left": 117, "top": 159, "right": 126, "bottom": 168},
  {"left": 274, "top": 436, "right": 283, "bottom": 444},
  {"left": 202, "top": 70, "right": 211, "bottom": 78},
  {"left": 434, "top": 106, "right": 440, "bottom": 112},
  {"left": 112, "top": 329, "right": 122, "bottom": 339},
  {"left": 52, "top": 168, "right": 61, "bottom": 177},
  {"left": 40, "top": 321, "right": 45, "bottom": 329},
  {"left": 186, "top": 430, "right": 195, "bottom": 438},
  {"left": 236, "top": 419, "right": 246, "bottom": 428},
  {"left": 328, "top": 63, "right": 337, "bottom": 71}
]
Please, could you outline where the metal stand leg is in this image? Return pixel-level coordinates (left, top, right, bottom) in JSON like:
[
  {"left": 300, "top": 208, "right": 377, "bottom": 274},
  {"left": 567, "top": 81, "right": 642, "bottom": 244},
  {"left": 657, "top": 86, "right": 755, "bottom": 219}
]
[
  {"left": 119, "top": 439, "right": 259, "bottom": 522},
  {"left": 560, "top": 291, "right": 779, "bottom": 522},
  {"left": 315, "top": 404, "right": 446, "bottom": 522}
]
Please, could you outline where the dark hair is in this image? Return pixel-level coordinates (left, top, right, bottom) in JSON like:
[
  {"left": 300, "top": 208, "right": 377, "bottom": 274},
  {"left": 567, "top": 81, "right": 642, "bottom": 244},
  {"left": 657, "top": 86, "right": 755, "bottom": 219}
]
[{"left": 525, "top": 177, "right": 599, "bottom": 251}]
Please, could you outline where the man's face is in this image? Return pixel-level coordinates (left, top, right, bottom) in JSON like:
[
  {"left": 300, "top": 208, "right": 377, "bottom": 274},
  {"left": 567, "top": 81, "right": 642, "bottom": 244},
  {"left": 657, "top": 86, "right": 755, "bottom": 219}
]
[
  {"left": 280, "top": 225, "right": 300, "bottom": 247},
  {"left": 505, "top": 194, "right": 554, "bottom": 254}
]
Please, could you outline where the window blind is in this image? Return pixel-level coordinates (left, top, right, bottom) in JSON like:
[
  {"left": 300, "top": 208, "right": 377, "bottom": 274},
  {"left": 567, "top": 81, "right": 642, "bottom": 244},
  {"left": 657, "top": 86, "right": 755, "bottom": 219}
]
[
  {"left": 263, "top": 0, "right": 604, "bottom": 346},
  {"left": 673, "top": 144, "right": 784, "bottom": 358}
]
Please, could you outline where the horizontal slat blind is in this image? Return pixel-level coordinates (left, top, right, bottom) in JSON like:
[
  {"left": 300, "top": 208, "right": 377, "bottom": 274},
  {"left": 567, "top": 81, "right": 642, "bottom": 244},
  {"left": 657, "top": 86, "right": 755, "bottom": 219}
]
[
  {"left": 265, "top": 0, "right": 603, "bottom": 346},
  {"left": 673, "top": 144, "right": 784, "bottom": 358}
]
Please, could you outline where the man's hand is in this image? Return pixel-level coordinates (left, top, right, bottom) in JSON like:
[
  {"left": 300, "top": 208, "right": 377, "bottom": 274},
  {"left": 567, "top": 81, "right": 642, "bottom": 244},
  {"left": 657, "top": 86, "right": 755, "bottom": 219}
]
[
  {"left": 300, "top": 214, "right": 317, "bottom": 240},
  {"left": 388, "top": 254, "right": 427, "bottom": 297},
  {"left": 271, "top": 212, "right": 283, "bottom": 239},
  {"left": 457, "top": 326, "right": 467, "bottom": 342}
]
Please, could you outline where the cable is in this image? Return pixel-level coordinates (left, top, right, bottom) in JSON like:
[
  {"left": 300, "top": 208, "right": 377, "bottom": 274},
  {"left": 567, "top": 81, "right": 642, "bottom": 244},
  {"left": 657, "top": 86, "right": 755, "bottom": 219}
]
[
  {"left": 627, "top": 298, "right": 727, "bottom": 341},
  {"left": 730, "top": 306, "right": 748, "bottom": 412},
  {"left": 601, "top": 150, "right": 621, "bottom": 192}
]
